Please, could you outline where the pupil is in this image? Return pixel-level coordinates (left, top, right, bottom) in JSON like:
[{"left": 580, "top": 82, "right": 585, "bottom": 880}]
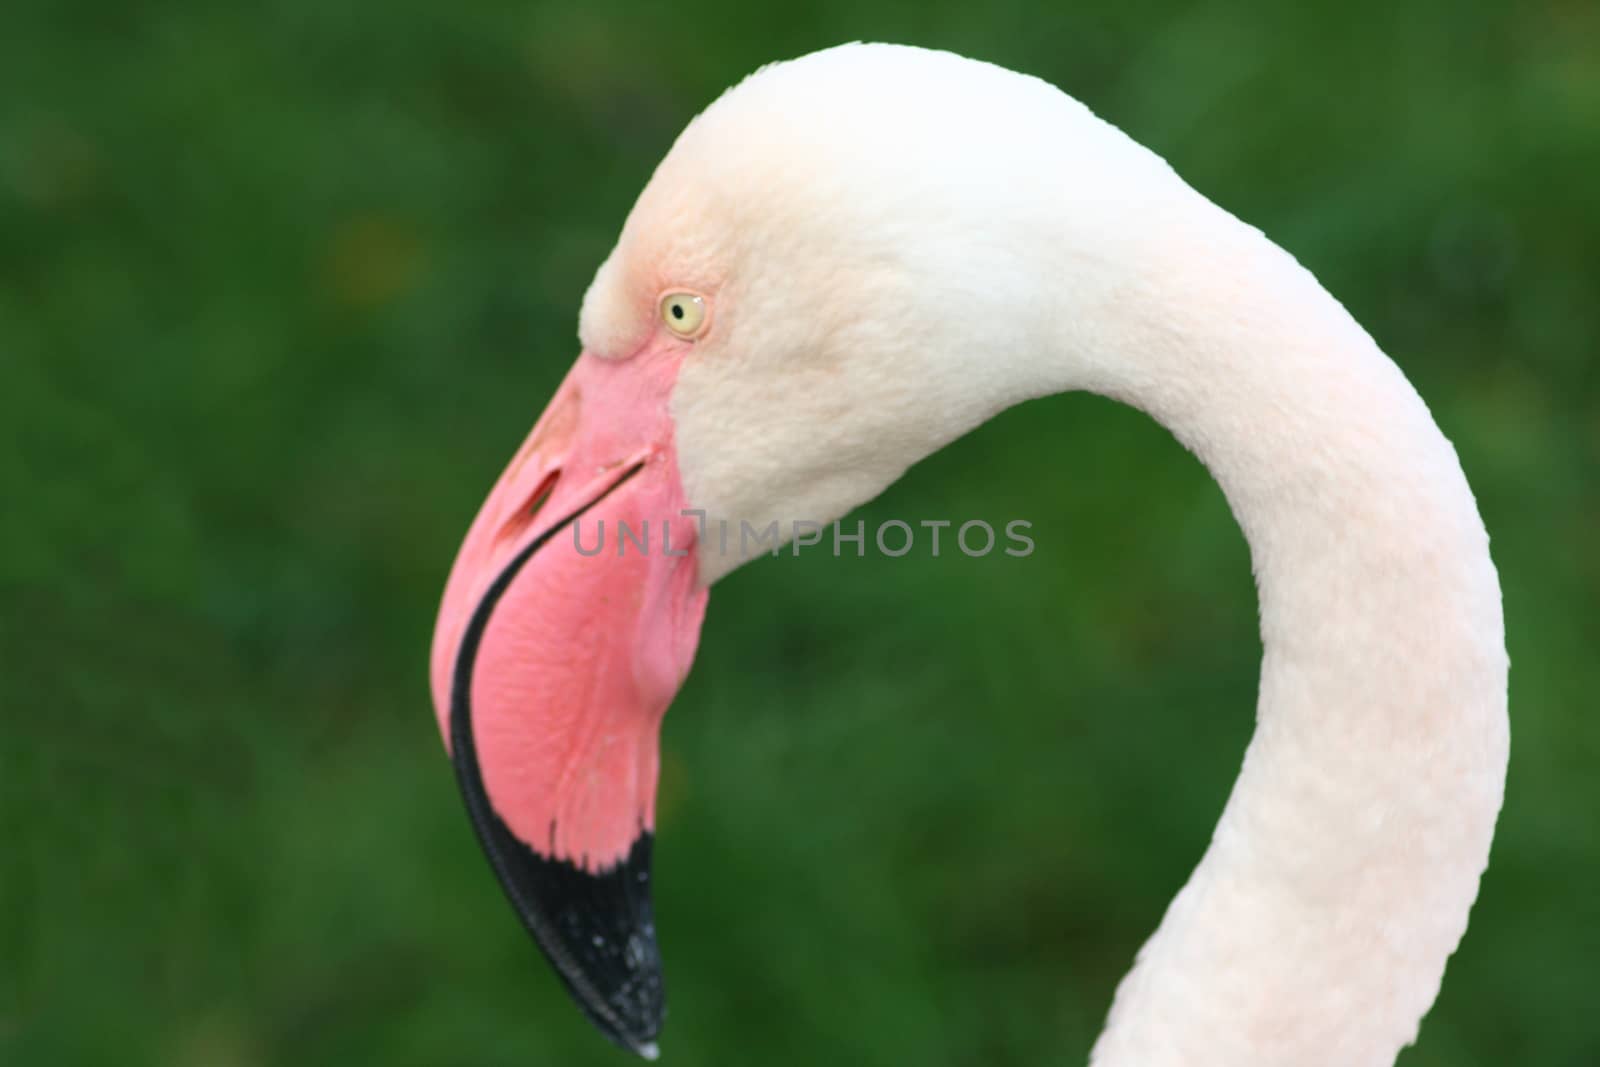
[{"left": 672, "top": 304, "right": 684, "bottom": 320}]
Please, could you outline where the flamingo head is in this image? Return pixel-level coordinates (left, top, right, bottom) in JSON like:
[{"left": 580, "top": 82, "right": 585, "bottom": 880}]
[{"left": 427, "top": 43, "right": 1128, "bottom": 1056}]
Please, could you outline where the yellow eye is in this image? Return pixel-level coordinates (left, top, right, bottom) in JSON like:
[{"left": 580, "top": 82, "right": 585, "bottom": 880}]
[{"left": 660, "top": 291, "right": 707, "bottom": 337}]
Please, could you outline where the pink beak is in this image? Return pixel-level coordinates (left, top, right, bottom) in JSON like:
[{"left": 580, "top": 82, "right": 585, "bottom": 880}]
[{"left": 429, "top": 343, "right": 707, "bottom": 1057}]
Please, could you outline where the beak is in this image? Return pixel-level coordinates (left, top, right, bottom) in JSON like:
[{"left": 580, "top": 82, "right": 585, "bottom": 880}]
[{"left": 429, "top": 347, "right": 708, "bottom": 1058}]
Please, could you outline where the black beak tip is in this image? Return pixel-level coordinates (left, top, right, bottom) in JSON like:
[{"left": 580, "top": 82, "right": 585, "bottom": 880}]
[
  {"left": 540, "top": 841, "right": 666, "bottom": 1053},
  {"left": 455, "top": 748, "right": 669, "bottom": 1057},
  {"left": 460, "top": 785, "right": 669, "bottom": 1056},
  {"left": 510, "top": 834, "right": 666, "bottom": 1059}
]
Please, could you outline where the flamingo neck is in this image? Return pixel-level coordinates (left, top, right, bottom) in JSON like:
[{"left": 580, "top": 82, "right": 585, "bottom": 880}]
[{"left": 1053, "top": 197, "right": 1508, "bottom": 1066}]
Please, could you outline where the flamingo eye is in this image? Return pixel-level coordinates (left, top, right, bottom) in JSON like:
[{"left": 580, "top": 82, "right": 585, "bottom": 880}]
[{"left": 659, "top": 291, "right": 707, "bottom": 337}]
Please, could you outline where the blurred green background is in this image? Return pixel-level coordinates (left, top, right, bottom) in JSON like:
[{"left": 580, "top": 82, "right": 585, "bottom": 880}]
[{"left": 5, "top": 1, "right": 1597, "bottom": 1064}]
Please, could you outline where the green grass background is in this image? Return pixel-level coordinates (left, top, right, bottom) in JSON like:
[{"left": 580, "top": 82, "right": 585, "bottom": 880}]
[{"left": 4, "top": 1, "right": 1597, "bottom": 1064}]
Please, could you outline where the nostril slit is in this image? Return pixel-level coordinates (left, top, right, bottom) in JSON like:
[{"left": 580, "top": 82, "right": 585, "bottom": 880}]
[
  {"left": 497, "top": 469, "right": 561, "bottom": 545},
  {"left": 527, "top": 469, "right": 560, "bottom": 519}
]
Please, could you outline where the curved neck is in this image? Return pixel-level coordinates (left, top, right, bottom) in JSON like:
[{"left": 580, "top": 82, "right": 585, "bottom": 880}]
[{"left": 1043, "top": 190, "right": 1508, "bottom": 1066}]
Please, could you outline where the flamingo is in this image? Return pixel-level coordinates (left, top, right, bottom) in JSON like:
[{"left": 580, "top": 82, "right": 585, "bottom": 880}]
[{"left": 427, "top": 44, "right": 1508, "bottom": 1066}]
